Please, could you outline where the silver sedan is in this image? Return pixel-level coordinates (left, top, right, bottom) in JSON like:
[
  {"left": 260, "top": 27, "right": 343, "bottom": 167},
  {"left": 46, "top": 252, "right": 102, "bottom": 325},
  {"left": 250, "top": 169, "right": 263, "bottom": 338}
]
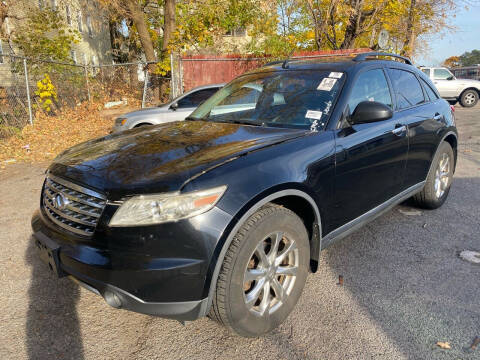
[{"left": 113, "top": 83, "right": 224, "bottom": 132}]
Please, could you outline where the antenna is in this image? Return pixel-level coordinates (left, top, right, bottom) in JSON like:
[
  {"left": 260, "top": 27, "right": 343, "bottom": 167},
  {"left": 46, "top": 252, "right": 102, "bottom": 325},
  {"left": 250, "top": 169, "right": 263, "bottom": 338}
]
[{"left": 282, "top": 49, "right": 296, "bottom": 69}]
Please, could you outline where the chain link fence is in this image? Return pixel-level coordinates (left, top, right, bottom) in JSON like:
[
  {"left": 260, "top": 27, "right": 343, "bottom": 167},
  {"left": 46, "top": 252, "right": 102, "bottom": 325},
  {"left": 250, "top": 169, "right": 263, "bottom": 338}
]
[{"left": 0, "top": 55, "right": 167, "bottom": 138}]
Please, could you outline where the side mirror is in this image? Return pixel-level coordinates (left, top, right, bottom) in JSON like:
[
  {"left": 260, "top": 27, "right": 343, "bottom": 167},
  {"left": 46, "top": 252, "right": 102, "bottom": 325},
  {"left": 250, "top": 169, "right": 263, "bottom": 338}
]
[
  {"left": 351, "top": 101, "right": 393, "bottom": 124},
  {"left": 170, "top": 102, "right": 178, "bottom": 111},
  {"left": 447, "top": 76, "right": 455, "bottom": 80}
]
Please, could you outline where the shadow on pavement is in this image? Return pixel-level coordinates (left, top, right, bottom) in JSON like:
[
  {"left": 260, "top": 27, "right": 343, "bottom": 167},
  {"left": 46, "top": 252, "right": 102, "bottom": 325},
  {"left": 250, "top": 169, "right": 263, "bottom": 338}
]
[
  {"left": 321, "top": 177, "right": 480, "bottom": 359},
  {"left": 25, "top": 237, "right": 84, "bottom": 359}
]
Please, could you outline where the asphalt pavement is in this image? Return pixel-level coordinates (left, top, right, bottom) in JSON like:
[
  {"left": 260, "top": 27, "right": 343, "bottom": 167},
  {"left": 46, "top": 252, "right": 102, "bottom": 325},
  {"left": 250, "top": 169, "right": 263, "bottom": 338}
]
[{"left": 0, "top": 106, "right": 479, "bottom": 360}]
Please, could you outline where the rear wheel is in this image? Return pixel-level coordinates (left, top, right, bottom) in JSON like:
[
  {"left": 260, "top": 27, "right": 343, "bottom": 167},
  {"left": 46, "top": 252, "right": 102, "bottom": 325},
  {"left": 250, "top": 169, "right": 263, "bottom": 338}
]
[
  {"left": 412, "top": 141, "right": 454, "bottom": 209},
  {"left": 459, "top": 89, "right": 478, "bottom": 107},
  {"left": 209, "top": 204, "right": 309, "bottom": 337}
]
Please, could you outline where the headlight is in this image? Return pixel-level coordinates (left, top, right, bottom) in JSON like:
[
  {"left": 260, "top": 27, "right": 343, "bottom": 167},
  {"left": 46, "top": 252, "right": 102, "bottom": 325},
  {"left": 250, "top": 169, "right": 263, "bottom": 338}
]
[
  {"left": 109, "top": 185, "right": 227, "bottom": 226},
  {"left": 115, "top": 117, "right": 127, "bottom": 126}
]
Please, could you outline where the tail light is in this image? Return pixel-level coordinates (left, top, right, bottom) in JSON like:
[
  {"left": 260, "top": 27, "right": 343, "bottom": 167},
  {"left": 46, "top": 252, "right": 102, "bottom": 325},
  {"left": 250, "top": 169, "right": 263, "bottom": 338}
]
[{"left": 450, "top": 105, "right": 455, "bottom": 113}]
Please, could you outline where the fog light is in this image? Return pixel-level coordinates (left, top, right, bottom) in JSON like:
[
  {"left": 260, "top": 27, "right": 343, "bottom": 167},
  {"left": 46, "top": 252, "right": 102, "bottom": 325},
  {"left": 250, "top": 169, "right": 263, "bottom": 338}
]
[{"left": 104, "top": 291, "right": 122, "bottom": 308}]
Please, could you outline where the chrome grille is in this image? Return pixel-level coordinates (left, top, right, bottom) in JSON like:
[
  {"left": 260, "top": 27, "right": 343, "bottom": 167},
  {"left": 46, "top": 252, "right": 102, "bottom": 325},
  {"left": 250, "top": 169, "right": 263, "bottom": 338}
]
[{"left": 42, "top": 175, "right": 106, "bottom": 236}]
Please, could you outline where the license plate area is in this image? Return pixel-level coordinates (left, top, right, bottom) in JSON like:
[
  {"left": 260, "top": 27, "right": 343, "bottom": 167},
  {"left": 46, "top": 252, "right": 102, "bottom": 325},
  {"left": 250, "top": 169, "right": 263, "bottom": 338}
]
[{"left": 35, "top": 236, "right": 66, "bottom": 278}]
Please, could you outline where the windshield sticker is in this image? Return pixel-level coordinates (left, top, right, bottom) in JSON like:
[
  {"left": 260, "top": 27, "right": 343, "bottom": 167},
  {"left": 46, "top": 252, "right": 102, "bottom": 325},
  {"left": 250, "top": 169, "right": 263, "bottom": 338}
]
[
  {"left": 329, "top": 72, "right": 343, "bottom": 79},
  {"left": 324, "top": 100, "right": 332, "bottom": 114},
  {"left": 305, "top": 110, "right": 323, "bottom": 120},
  {"left": 317, "top": 78, "right": 337, "bottom": 91}
]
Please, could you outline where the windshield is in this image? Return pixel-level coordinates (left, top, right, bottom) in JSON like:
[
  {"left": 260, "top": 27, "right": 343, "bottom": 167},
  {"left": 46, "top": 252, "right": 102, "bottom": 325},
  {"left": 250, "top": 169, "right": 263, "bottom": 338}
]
[{"left": 188, "top": 70, "right": 345, "bottom": 130}]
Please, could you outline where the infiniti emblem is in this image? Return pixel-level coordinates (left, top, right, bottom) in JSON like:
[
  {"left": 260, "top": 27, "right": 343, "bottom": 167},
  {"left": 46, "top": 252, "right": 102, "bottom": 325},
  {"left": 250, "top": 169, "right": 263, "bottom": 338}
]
[{"left": 54, "top": 193, "right": 69, "bottom": 210}]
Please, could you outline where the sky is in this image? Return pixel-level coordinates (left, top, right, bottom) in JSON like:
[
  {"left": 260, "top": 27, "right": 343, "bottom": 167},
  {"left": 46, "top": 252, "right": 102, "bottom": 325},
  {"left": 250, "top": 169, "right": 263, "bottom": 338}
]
[{"left": 414, "top": 4, "right": 480, "bottom": 66}]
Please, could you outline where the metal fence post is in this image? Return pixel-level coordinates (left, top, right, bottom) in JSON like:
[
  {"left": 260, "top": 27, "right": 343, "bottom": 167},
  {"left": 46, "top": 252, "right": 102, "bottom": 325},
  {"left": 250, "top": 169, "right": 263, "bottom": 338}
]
[
  {"left": 23, "top": 58, "right": 34, "bottom": 125},
  {"left": 142, "top": 66, "right": 148, "bottom": 108},
  {"left": 84, "top": 64, "right": 91, "bottom": 102},
  {"left": 170, "top": 52, "right": 175, "bottom": 100},
  {"left": 179, "top": 56, "right": 183, "bottom": 95}
]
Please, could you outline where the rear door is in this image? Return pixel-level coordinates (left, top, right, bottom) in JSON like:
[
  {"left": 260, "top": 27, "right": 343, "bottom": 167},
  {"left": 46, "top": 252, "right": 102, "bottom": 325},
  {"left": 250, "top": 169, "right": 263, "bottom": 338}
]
[
  {"left": 332, "top": 67, "right": 408, "bottom": 228},
  {"left": 432, "top": 68, "right": 458, "bottom": 97},
  {"left": 388, "top": 71, "right": 446, "bottom": 188}
]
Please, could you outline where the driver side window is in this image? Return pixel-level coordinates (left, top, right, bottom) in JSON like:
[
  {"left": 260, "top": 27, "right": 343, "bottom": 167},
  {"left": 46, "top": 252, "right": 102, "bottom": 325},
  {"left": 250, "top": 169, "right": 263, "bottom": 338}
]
[{"left": 347, "top": 69, "right": 392, "bottom": 115}]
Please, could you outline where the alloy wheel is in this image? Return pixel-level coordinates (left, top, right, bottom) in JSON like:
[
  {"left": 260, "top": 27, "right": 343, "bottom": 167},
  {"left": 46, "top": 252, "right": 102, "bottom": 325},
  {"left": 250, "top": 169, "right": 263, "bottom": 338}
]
[
  {"left": 243, "top": 231, "right": 298, "bottom": 317},
  {"left": 464, "top": 92, "right": 476, "bottom": 105},
  {"left": 434, "top": 153, "right": 450, "bottom": 198}
]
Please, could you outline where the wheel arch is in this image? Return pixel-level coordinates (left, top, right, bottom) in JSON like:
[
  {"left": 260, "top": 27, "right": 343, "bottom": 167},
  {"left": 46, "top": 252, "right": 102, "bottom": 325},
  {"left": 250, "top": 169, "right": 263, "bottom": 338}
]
[
  {"left": 460, "top": 87, "right": 480, "bottom": 99},
  {"left": 133, "top": 122, "right": 154, "bottom": 128},
  {"left": 443, "top": 132, "right": 458, "bottom": 171},
  {"left": 202, "top": 187, "right": 323, "bottom": 317}
]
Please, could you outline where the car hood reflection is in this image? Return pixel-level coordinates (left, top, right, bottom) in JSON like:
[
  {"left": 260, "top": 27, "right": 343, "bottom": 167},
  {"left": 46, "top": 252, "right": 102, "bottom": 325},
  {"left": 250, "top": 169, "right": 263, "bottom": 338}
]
[{"left": 50, "top": 121, "right": 308, "bottom": 199}]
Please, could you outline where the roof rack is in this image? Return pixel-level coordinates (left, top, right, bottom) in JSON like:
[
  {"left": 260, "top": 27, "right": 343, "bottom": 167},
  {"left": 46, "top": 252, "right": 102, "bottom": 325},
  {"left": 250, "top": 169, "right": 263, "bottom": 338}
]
[
  {"left": 262, "top": 51, "right": 371, "bottom": 68},
  {"left": 353, "top": 52, "right": 412, "bottom": 65}
]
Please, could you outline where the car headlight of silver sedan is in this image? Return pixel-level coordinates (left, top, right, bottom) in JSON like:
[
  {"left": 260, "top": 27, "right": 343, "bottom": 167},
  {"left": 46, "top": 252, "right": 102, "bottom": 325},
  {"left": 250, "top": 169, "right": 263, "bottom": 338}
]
[{"left": 109, "top": 185, "right": 227, "bottom": 226}]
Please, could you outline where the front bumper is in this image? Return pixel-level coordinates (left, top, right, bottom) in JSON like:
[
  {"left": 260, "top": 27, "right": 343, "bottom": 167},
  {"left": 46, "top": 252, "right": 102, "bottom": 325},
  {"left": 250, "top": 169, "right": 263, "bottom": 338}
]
[{"left": 31, "top": 206, "right": 233, "bottom": 321}]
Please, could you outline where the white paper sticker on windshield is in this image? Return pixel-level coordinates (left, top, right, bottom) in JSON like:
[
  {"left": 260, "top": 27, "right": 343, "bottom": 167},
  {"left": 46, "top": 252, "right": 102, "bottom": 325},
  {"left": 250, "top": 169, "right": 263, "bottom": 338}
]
[
  {"left": 305, "top": 110, "right": 323, "bottom": 120},
  {"left": 317, "top": 78, "right": 337, "bottom": 91},
  {"left": 329, "top": 72, "right": 343, "bottom": 78}
]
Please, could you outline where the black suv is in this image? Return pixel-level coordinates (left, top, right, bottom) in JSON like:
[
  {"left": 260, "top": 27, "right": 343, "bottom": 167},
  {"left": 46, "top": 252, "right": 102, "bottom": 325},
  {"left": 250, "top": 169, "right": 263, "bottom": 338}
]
[{"left": 32, "top": 52, "right": 457, "bottom": 337}]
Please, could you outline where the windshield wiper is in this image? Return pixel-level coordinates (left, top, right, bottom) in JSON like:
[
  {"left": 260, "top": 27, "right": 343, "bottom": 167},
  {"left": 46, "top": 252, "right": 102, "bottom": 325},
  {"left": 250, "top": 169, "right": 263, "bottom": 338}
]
[
  {"left": 185, "top": 116, "right": 202, "bottom": 121},
  {"left": 221, "top": 119, "right": 265, "bottom": 127}
]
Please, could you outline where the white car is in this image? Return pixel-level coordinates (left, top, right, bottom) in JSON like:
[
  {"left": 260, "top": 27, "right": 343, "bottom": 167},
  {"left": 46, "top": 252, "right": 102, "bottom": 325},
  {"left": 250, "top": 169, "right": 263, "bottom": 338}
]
[
  {"left": 113, "top": 84, "right": 224, "bottom": 132},
  {"left": 420, "top": 67, "right": 480, "bottom": 107}
]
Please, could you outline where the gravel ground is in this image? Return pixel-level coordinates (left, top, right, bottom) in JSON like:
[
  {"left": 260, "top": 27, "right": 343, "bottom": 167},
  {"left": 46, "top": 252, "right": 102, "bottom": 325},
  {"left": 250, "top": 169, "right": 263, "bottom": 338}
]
[{"left": 0, "top": 106, "right": 479, "bottom": 360}]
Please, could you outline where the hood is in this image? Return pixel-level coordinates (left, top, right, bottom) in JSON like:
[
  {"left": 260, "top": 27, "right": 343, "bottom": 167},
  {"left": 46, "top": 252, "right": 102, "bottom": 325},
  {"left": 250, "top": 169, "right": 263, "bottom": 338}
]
[
  {"left": 121, "top": 105, "right": 169, "bottom": 118},
  {"left": 49, "top": 121, "right": 308, "bottom": 199}
]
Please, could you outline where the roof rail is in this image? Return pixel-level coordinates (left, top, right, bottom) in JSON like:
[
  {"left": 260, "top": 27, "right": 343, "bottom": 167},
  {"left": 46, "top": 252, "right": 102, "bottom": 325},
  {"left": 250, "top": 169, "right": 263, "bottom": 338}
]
[
  {"left": 353, "top": 52, "right": 412, "bottom": 65},
  {"left": 262, "top": 51, "right": 370, "bottom": 68}
]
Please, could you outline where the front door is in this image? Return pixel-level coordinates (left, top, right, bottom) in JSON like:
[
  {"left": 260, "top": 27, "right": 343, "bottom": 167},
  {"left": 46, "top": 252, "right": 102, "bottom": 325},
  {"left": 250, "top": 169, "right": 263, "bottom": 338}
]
[{"left": 332, "top": 68, "right": 408, "bottom": 229}]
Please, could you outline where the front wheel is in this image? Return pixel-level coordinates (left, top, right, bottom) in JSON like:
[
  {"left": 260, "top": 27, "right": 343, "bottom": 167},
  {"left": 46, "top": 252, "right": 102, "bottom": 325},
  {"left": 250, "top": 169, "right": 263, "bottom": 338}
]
[
  {"left": 209, "top": 204, "right": 310, "bottom": 337},
  {"left": 459, "top": 89, "right": 478, "bottom": 107},
  {"left": 412, "top": 141, "right": 454, "bottom": 209}
]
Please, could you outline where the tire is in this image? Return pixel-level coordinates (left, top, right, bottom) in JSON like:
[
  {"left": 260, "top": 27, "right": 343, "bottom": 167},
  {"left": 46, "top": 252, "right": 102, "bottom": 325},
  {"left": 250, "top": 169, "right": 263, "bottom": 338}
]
[
  {"left": 209, "top": 203, "right": 310, "bottom": 337},
  {"left": 459, "top": 89, "right": 478, "bottom": 107},
  {"left": 412, "top": 141, "right": 454, "bottom": 209}
]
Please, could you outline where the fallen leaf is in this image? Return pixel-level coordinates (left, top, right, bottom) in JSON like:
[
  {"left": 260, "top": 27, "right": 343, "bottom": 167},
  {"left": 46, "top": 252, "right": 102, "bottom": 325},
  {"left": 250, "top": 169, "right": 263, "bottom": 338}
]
[
  {"left": 399, "top": 208, "right": 422, "bottom": 216},
  {"left": 338, "top": 275, "right": 344, "bottom": 286},
  {"left": 471, "top": 337, "right": 480, "bottom": 350},
  {"left": 436, "top": 341, "right": 451, "bottom": 349}
]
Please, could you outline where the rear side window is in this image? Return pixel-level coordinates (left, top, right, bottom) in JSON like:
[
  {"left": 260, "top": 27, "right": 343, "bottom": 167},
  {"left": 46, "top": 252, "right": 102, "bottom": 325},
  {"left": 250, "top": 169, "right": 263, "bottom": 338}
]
[
  {"left": 178, "top": 88, "right": 219, "bottom": 108},
  {"left": 388, "top": 69, "right": 425, "bottom": 110},
  {"left": 347, "top": 69, "right": 392, "bottom": 114},
  {"left": 420, "top": 78, "right": 439, "bottom": 102}
]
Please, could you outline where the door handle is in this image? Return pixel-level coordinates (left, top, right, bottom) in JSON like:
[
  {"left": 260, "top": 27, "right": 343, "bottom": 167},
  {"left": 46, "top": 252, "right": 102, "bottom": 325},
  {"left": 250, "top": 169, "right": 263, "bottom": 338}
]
[
  {"left": 433, "top": 113, "right": 442, "bottom": 121},
  {"left": 391, "top": 125, "right": 407, "bottom": 136}
]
